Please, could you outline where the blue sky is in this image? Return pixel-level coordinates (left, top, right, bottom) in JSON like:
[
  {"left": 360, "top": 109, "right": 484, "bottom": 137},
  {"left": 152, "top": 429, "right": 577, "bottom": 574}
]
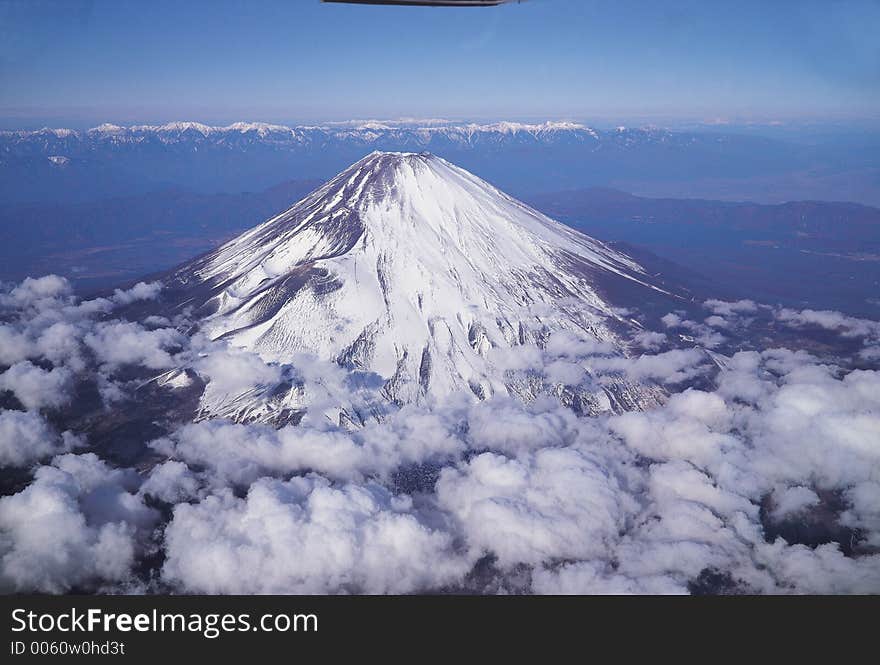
[{"left": 1, "top": 0, "right": 878, "bottom": 128}]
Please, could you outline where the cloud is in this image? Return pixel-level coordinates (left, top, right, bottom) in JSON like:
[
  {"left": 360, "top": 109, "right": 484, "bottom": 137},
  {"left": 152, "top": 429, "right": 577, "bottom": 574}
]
[
  {"left": 192, "top": 345, "right": 283, "bottom": 397},
  {"left": 775, "top": 307, "right": 880, "bottom": 359},
  {"left": 161, "top": 474, "right": 470, "bottom": 594},
  {"left": 151, "top": 420, "right": 367, "bottom": 487},
  {"left": 0, "top": 276, "right": 178, "bottom": 387},
  {"left": 143, "top": 315, "right": 172, "bottom": 328},
  {"left": 775, "top": 308, "right": 880, "bottom": 339},
  {"left": 841, "top": 482, "right": 880, "bottom": 548},
  {"left": 606, "top": 459, "right": 766, "bottom": 592},
  {"left": 0, "top": 410, "right": 77, "bottom": 468},
  {"left": 2, "top": 274, "right": 880, "bottom": 594},
  {"left": 755, "top": 540, "right": 880, "bottom": 594},
  {"left": 111, "top": 281, "right": 162, "bottom": 305},
  {"left": 0, "top": 275, "right": 72, "bottom": 309},
  {"left": 151, "top": 399, "right": 467, "bottom": 486},
  {"left": 147, "top": 337, "right": 880, "bottom": 594},
  {"left": 704, "top": 299, "right": 758, "bottom": 317},
  {"left": 769, "top": 485, "right": 821, "bottom": 520},
  {"left": 544, "top": 330, "right": 615, "bottom": 358},
  {"left": 436, "top": 448, "right": 633, "bottom": 568},
  {"left": 632, "top": 330, "right": 667, "bottom": 351},
  {"left": 589, "top": 348, "right": 711, "bottom": 385},
  {"left": 745, "top": 366, "right": 880, "bottom": 489},
  {"left": 611, "top": 349, "right": 880, "bottom": 497},
  {"left": 609, "top": 389, "right": 741, "bottom": 474},
  {"left": 140, "top": 460, "right": 202, "bottom": 504},
  {"left": 84, "top": 321, "right": 183, "bottom": 370},
  {"left": 33, "top": 322, "right": 86, "bottom": 371},
  {"left": 660, "top": 312, "right": 726, "bottom": 348},
  {"left": 704, "top": 315, "right": 729, "bottom": 329},
  {"left": 0, "top": 453, "right": 157, "bottom": 592},
  {"left": 661, "top": 313, "right": 682, "bottom": 328},
  {"left": 6, "top": 340, "right": 879, "bottom": 594},
  {"left": 464, "top": 397, "right": 578, "bottom": 456},
  {"left": 0, "top": 361, "right": 72, "bottom": 411},
  {"left": 0, "top": 325, "right": 32, "bottom": 366}
]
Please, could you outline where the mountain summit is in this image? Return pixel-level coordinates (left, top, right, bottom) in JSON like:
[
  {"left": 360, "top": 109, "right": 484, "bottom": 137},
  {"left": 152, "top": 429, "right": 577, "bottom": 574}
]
[{"left": 167, "top": 151, "right": 670, "bottom": 413}]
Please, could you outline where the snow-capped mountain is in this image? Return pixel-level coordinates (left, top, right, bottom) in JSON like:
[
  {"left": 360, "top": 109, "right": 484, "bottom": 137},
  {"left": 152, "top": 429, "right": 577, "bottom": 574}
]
[{"left": 164, "top": 152, "right": 674, "bottom": 418}]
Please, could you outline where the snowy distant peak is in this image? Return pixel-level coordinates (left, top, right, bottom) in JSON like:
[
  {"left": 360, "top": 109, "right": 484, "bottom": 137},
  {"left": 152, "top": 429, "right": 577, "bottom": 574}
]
[
  {"left": 225, "top": 121, "right": 294, "bottom": 136},
  {"left": 0, "top": 127, "right": 79, "bottom": 139},
  {"left": 40, "top": 127, "right": 77, "bottom": 138},
  {"left": 346, "top": 121, "right": 396, "bottom": 131},
  {"left": 470, "top": 120, "right": 587, "bottom": 133},
  {"left": 132, "top": 121, "right": 217, "bottom": 135},
  {"left": 168, "top": 152, "right": 666, "bottom": 411},
  {"left": 0, "top": 120, "right": 698, "bottom": 155},
  {"left": 88, "top": 123, "right": 127, "bottom": 135},
  {"left": 132, "top": 121, "right": 293, "bottom": 136},
  {"left": 1, "top": 119, "right": 615, "bottom": 145},
  {"left": 107, "top": 119, "right": 591, "bottom": 136}
]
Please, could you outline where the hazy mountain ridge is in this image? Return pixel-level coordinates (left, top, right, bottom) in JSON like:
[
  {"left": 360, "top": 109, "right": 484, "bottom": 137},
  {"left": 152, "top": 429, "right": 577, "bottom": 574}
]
[
  {"left": 0, "top": 120, "right": 723, "bottom": 149},
  {"left": 530, "top": 187, "right": 880, "bottom": 239},
  {"left": 0, "top": 179, "right": 323, "bottom": 291},
  {"left": 4, "top": 119, "right": 867, "bottom": 206},
  {"left": 528, "top": 188, "right": 880, "bottom": 317}
]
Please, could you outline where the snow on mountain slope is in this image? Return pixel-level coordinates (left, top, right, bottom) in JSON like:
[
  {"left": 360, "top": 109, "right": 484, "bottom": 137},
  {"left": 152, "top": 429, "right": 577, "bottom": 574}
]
[{"left": 167, "top": 152, "right": 671, "bottom": 416}]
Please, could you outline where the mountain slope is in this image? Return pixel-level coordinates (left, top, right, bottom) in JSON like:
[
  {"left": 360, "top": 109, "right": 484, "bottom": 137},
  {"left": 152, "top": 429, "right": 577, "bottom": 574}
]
[{"left": 165, "top": 152, "right": 675, "bottom": 416}]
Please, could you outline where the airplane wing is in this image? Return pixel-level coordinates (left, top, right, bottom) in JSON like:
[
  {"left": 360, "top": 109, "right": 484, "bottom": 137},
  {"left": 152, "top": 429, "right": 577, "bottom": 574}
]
[{"left": 322, "top": 1, "right": 514, "bottom": 6}]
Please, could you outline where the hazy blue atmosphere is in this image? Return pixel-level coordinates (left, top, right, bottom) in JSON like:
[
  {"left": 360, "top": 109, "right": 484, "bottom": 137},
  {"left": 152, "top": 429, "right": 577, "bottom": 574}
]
[
  {"left": 1, "top": 0, "right": 879, "bottom": 128},
  {"left": 2, "top": 1, "right": 880, "bottom": 298}
]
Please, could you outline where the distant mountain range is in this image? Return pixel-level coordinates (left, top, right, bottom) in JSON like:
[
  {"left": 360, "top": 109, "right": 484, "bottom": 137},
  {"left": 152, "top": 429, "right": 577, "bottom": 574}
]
[
  {"left": 0, "top": 119, "right": 725, "bottom": 148},
  {"left": 528, "top": 188, "right": 880, "bottom": 317},
  {"left": 2, "top": 176, "right": 878, "bottom": 316},
  {"left": 530, "top": 187, "right": 880, "bottom": 244},
  {"left": 3, "top": 120, "right": 877, "bottom": 205},
  {"left": 0, "top": 178, "right": 322, "bottom": 290}
]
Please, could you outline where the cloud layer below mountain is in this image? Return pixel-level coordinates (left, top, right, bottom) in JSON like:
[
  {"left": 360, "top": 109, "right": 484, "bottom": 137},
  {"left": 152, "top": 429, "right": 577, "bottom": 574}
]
[{"left": 1, "top": 281, "right": 879, "bottom": 594}]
